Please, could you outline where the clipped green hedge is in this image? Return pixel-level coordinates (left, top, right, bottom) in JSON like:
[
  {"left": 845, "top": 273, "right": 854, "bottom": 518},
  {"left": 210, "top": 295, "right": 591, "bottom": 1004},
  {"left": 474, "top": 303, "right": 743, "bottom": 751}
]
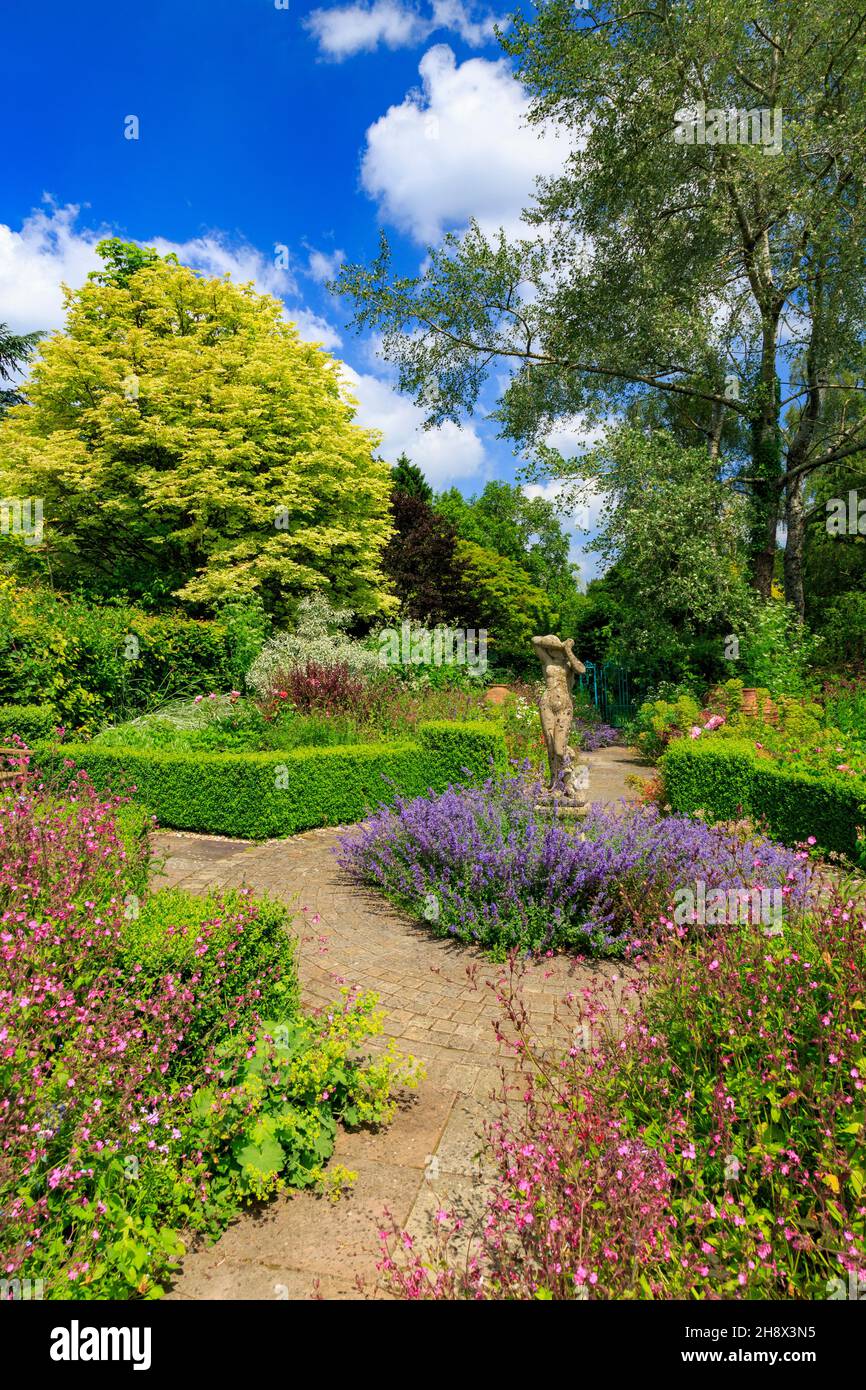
[
  {"left": 662, "top": 737, "right": 866, "bottom": 859},
  {"left": 34, "top": 720, "right": 506, "bottom": 839},
  {"left": 0, "top": 702, "right": 57, "bottom": 744},
  {"left": 122, "top": 889, "right": 299, "bottom": 1054}
]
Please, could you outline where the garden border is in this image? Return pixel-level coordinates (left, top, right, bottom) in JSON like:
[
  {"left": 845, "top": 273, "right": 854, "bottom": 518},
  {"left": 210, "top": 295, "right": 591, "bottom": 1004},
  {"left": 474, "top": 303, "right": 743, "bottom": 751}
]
[
  {"left": 662, "top": 736, "right": 866, "bottom": 859},
  {"left": 34, "top": 720, "right": 507, "bottom": 838}
]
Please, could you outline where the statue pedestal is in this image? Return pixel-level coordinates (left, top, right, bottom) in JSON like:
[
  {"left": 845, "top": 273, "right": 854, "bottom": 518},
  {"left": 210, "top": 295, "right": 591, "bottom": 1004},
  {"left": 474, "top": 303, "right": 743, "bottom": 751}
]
[{"left": 533, "top": 790, "right": 589, "bottom": 821}]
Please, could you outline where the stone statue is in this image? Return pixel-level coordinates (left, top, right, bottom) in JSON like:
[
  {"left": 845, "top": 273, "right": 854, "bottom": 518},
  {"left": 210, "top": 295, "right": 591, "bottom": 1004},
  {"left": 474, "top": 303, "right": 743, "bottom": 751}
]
[{"left": 532, "top": 634, "right": 590, "bottom": 805}]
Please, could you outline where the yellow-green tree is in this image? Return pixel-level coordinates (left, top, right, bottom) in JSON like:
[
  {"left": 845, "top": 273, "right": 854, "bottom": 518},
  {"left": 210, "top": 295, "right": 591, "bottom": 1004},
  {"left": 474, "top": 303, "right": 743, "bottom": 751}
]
[{"left": 0, "top": 243, "right": 393, "bottom": 617}]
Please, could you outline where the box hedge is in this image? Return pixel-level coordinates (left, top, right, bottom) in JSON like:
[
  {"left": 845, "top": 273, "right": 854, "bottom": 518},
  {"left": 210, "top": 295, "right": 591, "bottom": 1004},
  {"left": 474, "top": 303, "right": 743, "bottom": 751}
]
[
  {"left": 0, "top": 702, "right": 57, "bottom": 744},
  {"left": 122, "top": 888, "right": 300, "bottom": 1056},
  {"left": 34, "top": 720, "right": 507, "bottom": 839},
  {"left": 662, "top": 737, "right": 866, "bottom": 859}
]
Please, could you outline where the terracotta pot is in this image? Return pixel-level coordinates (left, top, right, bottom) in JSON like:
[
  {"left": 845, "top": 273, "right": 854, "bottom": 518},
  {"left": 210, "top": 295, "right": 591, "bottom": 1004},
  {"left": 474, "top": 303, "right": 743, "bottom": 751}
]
[
  {"left": 741, "top": 688, "right": 778, "bottom": 723},
  {"left": 484, "top": 684, "right": 512, "bottom": 706}
]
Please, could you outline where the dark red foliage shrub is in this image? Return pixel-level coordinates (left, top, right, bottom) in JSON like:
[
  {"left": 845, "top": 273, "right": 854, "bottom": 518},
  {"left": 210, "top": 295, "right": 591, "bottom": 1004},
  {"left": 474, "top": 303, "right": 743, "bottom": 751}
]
[{"left": 273, "top": 661, "right": 371, "bottom": 717}]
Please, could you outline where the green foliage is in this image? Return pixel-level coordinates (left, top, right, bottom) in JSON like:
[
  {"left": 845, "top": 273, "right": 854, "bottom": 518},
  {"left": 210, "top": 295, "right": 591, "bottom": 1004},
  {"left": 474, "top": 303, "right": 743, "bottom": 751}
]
[
  {"left": 0, "top": 702, "right": 57, "bottom": 744},
  {"left": 821, "top": 679, "right": 866, "bottom": 735},
  {"left": 92, "top": 707, "right": 365, "bottom": 754},
  {"left": 736, "top": 596, "right": 821, "bottom": 694},
  {"left": 35, "top": 721, "right": 507, "bottom": 838},
  {"left": 662, "top": 737, "right": 866, "bottom": 859},
  {"left": 188, "top": 993, "right": 419, "bottom": 1204},
  {"left": 212, "top": 595, "right": 272, "bottom": 690},
  {"left": 436, "top": 480, "right": 581, "bottom": 631},
  {"left": 413, "top": 719, "right": 507, "bottom": 784},
  {"left": 815, "top": 592, "right": 866, "bottom": 667},
  {"left": 630, "top": 692, "right": 703, "bottom": 762},
  {"left": 87, "top": 237, "right": 170, "bottom": 288},
  {"left": 0, "top": 247, "right": 392, "bottom": 617},
  {"left": 390, "top": 452, "right": 432, "bottom": 503},
  {"left": 573, "top": 429, "right": 750, "bottom": 685},
  {"left": 0, "top": 580, "right": 238, "bottom": 731},
  {"left": 455, "top": 539, "right": 554, "bottom": 672}
]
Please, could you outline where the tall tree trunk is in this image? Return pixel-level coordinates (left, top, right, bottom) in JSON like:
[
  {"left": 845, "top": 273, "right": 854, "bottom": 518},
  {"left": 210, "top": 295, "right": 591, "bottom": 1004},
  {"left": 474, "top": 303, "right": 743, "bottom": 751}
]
[
  {"left": 783, "top": 474, "right": 806, "bottom": 617},
  {"left": 750, "top": 410, "right": 782, "bottom": 600},
  {"left": 748, "top": 314, "right": 783, "bottom": 600}
]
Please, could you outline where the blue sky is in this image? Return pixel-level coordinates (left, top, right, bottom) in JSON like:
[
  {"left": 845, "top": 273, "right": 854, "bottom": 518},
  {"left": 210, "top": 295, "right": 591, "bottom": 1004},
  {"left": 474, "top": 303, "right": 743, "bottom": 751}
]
[{"left": 1, "top": 0, "right": 601, "bottom": 572}]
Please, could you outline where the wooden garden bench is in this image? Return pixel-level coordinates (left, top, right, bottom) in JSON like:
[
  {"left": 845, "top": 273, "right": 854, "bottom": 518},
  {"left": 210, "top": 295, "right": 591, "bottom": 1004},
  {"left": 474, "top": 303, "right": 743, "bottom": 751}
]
[{"left": 0, "top": 746, "right": 29, "bottom": 785}]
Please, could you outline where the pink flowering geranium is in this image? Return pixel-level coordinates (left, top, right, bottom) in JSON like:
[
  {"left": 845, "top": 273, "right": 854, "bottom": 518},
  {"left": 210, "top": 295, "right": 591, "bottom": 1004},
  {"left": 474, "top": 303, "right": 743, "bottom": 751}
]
[{"left": 380, "top": 877, "right": 866, "bottom": 1300}]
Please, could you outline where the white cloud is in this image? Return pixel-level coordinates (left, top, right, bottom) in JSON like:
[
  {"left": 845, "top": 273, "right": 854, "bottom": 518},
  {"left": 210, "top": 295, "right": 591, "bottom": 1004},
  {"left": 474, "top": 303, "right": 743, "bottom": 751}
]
[
  {"left": 360, "top": 45, "right": 570, "bottom": 243},
  {"left": 0, "top": 201, "right": 342, "bottom": 351},
  {"left": 339, "top": 362, "right": 487, "bottom": 486},
  {"left": 430, "top": 0, "right": 499, "bottom": 46},
  {"left": 305, "top": 0, "right": 499, "bottom": 61},
  {"left": 305, "top": 246, "right": 346, "bottom": 284},
  {"left": 545, "top": 413, "right": 610, "bottom": 459},
  {"left": 287, "top": 307, "right": 343, "bottom": 351},
  {"left": 0, "top": 200, "right": 105, "bottom": 334},
  {"left": 150, "top": 232, "right": 301, "bottom": 299}
]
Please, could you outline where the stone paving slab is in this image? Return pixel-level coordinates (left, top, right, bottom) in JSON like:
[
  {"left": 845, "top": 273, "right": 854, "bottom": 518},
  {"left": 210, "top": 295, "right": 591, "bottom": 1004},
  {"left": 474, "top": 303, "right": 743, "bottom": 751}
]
[{"left": 163, "top": 744, "right": 649, "bottom": 1300}]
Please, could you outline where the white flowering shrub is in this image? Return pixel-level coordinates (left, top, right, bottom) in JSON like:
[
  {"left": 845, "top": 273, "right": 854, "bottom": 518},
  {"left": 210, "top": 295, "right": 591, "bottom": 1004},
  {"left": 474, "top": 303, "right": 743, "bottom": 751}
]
[{"left": 246, "top": 593, "right": 381, "bottom": 697}]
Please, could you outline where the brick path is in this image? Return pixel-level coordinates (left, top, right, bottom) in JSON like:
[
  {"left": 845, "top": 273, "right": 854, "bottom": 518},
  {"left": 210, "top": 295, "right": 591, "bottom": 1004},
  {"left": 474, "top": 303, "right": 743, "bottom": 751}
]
[{"left": 162, "top": 745, "right": 650, "bottom": 1300}]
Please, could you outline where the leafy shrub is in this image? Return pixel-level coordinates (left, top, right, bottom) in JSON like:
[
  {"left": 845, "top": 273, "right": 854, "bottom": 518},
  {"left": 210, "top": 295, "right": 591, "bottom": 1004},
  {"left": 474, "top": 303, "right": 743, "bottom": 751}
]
[
  {"left": 274, "top": 660, "right": 372, "bottom": 717},
  {"left": 455, "top": 539, "right": 554, "bottom": 672},
  {"left": 736, "top": 596, "right": 821, "bottom": 695},
  {"left": 374, "top": 620, "right": 488, "bottom": 689},
  {"left": 247, "top": 594, "right": 382, "bottom": 699},
  {"left": 820, "top": 677, "right": 866, "bottom": 737},
  {"left": 630, "top": 692, "right": 703, "bottom": 761},
  {"left": 212, "top": 596, "right": 272, "bottom": 690},
  {"left": 0, "top": 774, "right": 414, "bottom": 1299},
  {"left": 187, "top": 993, "right": 418, "bottom": 1204},
  {"left": 662, "top": 736, "right": 866, "bottom": 859},
  {"left": 0, "top": 702, "right": 57, "bottom": 744},
  {"left": 382, "top": 885, "right": 866, "bottom": 1298},
  {"left": 35, "top": 721, "right": 507, "bottom": 838},
  {"left": 0, "top": 579, "right": 238, "bottom": 731},
  {"left": 338, "top": 777, "right": 810, "bottom": 958},
  {"left": 123, "top": 889, "right": 300, "bottom": 1061},
  {"left": 813, "top": 591, "right": 866, "bottom": 667}
]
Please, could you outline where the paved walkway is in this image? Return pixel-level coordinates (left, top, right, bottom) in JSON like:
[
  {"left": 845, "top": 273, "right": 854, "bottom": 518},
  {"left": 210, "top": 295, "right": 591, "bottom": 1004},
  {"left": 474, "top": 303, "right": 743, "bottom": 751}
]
[{"left": 162, "top": 745, "right": 651, "bottom": 1300}]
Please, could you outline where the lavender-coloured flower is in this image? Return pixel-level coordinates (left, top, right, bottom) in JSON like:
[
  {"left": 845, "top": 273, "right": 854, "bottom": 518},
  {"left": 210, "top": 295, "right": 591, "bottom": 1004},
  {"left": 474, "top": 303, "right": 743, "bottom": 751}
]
[{"left": 337, "top": 776, "right": 812, "bottom": 957}]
